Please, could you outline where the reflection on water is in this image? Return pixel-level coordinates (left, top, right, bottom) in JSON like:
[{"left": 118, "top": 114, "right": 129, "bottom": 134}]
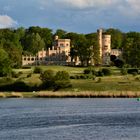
[{"left": 0, "top": 98, "right": 140, "bottom": 140}]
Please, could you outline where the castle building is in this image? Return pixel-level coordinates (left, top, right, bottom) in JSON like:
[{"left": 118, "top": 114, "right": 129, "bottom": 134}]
[
  {"left": 45, "top": 36, "right": 71, "bottom": 65},
  {"left": 22, "top": 29, "right": 122, "bottom": 66},
  {"left": 97, "top": 29, "right": 111, "bottom": 65},
  {"left": 97, "top": 29, "right": 122, "bottom": 65},
  {"left": 22, "top": 36, "right": 71, "bottom": 66},
  {"left": 22, "top": 48, "right": 47, "bottom": 66}
]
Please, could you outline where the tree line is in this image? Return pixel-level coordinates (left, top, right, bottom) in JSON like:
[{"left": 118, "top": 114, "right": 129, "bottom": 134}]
[{"left": 1, "top": 26, "right": 140, "bottom": 76}]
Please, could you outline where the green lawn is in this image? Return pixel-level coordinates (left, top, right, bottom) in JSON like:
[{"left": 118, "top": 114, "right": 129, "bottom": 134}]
[{"left": 2, "top": 66, "right": 140, "bottom": 92}]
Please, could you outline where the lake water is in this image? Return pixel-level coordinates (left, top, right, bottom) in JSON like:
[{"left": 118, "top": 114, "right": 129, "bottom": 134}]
[{"left": 0, "top": 98, "right": 140, "bottom": 140}]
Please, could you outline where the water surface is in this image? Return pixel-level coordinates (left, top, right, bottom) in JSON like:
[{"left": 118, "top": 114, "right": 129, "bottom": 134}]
[{"left": 0, "top": 98, "right": 140, "bottom": 140}]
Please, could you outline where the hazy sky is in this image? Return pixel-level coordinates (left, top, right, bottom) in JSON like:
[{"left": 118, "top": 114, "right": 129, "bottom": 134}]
[{"left": 0, "top": 0, "right": 140, "bottom": 33}]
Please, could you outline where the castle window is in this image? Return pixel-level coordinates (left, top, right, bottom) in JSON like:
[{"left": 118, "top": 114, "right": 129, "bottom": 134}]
[
  {"left": 24, "top": 58, "right": 26, "bottom": 61},
  {"left": 28, "top": 58, "right": 30, "bottom": 61},
  {"left": 60, "top": 43, "right": 64, "bottom": 47},
  {"left": 52, "top": 53, "right": 55, "bottom": 56},
  {"left": 31, "top": 58, "right": 34, "bottom": 61}
]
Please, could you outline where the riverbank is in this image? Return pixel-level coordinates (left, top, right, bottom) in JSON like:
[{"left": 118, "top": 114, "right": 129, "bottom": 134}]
[{"left": 1, "top": 91, "right": 140, "bottom": 98}]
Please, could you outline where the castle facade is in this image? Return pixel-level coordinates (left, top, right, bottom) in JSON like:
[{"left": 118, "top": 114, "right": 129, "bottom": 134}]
[{"left": 22, "top": 29, "right": 122, "bottom": 66}]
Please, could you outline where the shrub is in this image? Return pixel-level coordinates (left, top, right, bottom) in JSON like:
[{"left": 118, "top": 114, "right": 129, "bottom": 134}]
[
  {"left": 27, "top": 73, "right": 32, "bottom": 78},
  {"left": 79, "top": 75, "right": 86, "bottom": 79},
  {"left": 114, "top": 59, "right": 124, "bottom": 68},
  {"left": 75, "top": 75, "right": 80, "bottom": 79},
  {"left": 101, "top": 68, "right": 112, "bottom": 76},
  {"left": 127, "top": 68, "right": 139, "bottom": 74},
  {"left": 54, "top": 71, "right": 71, "bottom": 91},
  {"left": 86, "top": 74, "right": 94, "bottom": 79},
  {"left": 84, "top": 69, "right": 91, "bottom": 74},
  {"left": 55, "top": 71, "right": 70, "bottom": 80},
  {"left": 11, "top": 71, "right": 21, "bottom": 78},
  {"left": 121, "top": 68, "right": 127, "bottom": 75},
  {"left": 33, "top": 67, "right": 43, "bottom": 74},
  {"left": 70, "top": 76, "right": 76, "bottom": 79},
  {"left": 83, "top": 67, "right": 96, "bottom": 75},
  {"left": 0, "top": 77, "right": 13, "bottom": 83},
  {"left": 53, "top": 80, "right": 72, "bottom": 91},
  {"left": 22, "top": 66, "right": 32, "bottom": 69},
  {"left": 40, "top": 69, "right": 55, "bottom": 88},
  {"left": 97, "top": 70, "right": 104, "bottom": 77}
]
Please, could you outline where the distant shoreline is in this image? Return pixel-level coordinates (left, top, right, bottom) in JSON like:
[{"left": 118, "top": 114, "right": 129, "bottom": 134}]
[{"left": 0, "top": 91, "right": 140, "bottom": 98}]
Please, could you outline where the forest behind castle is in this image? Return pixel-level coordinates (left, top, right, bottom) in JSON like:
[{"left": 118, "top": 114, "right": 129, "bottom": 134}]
[{"left": 1, "top": 26, "right": 140, "bottom": 76}]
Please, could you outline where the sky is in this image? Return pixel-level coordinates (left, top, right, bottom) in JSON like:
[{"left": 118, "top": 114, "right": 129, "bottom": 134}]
[{"left": 0, "top": 0, "right": 140, "bottom": 33}]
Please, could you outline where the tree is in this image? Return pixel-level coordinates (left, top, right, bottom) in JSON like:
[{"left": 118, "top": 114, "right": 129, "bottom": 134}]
[
  {"left": 23, "top": 33, "right": 45, "bottom": 55},
  {"left": 73, "top": 34, "right": 93, "bottom": 66},
  {"left": 40, "top": 70, "right": 55, "bottom": 88},
  {"left": 122, "top": 32, "right": 140, "bottom": 67},
  {"left": 0, "top": 48, "right": 11, "bottom": 76},
  {"left": 106, "top": 28, "right": 123, "bottom": 49},
  {"left": 54, "top": 71, "right": 71, "bottom": 91},
  {"left": 54, "top": 29, "right": 67, "bottom": 38},
  {"left": 85, "top": 33, "right": 101, "bottom": 65},
  {"left": 0, "top": 28, "right": 23, "bottom": 68},
  {"left": 27, "top": 26, "right": 53, "bottom": 49}
]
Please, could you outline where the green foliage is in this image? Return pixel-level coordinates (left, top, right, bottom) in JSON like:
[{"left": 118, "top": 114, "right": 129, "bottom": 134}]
[
  {"left": 97, "top": 71, "right": 104, "bottom": 77},
  {"left": 27, "top": 73, "right": 32, "bottom": 78},
  {"left": 33, "top": 67, "right": 43, "bottom": 74},
  {"left": 11, "top": 71, "right": 22, "bottom": 78},
  {"left": 84, "top": 69, "right": 91, "bottom": 74},
  {"left": 40, "top": 69, "right": 55, "bottom": 88},
  {"left": 53, "top": 80, "right": 72, "bottom": 91},
  {"left": 55, "top": 71, "right": 70, "bottom": 80},
  {"left": 22, "top": 66, "right": 32, "bottom": 69},
  {"left": 54, "top": 29, "right": 67, "bottom": 38},
  {"left": 85, "top": 33, "right": 100, "bottom": 65},
  {"left": 66, "top": 33, "right": 94, "bottom": 66},
  {"left": 0, "top": 48, "right": 12, "bottom": 76},
  {"left": 121, "top": 68, "right": 128, "bottom": 75},
  {"left": 114, "top": 59, "right": 125, "bottom": 68},
  {"left": 23, "top": 33, "right": 45, "bottom": 55},
  {"left": 27, "top": 26, "right": 53, "bottom": 49},
  {"left": 105, "top": 28, "right": 123, "bottom": 49},
  {"left": 54, "top": 71, "right": 71, "bottom": 91},
  {"left": 83, "top": 67, "right": 96, "bottom": 75},
  {"left": 127, "top": 68, "right": 139, "bottom": 75},
  {"left": 101, "top": 68, "right": 112, "bottom": 76},
  {"left": 0, "top": 28, "right": 23, "bottom": 68},
  {"left": 0, "top": 77, "right": 13, "bottom": 86},
  {"left": 122, "top": 32, "right": 140, "bottom": 67},
  {"left": 70, "top": 75, "right": 76, "bottom": 79},
  {"left": 40, "top": 70, "right": 71, "bottom": 90},
  {"left": 0, "top": 80, "right": 40, "bottom": 92}
]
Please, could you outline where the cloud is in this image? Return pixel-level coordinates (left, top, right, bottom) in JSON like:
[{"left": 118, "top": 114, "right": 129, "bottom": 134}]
[
  {"left": 0, "top": 15, "right": 17, "bottom": 28},
  {"left": 39, "top": 0, "right": 118, "bottom": 10},
  {"left": 54, "top": 0, "right": 117, "bottom": 9},
  {"left": 40, "top": 0, "right": 140, "bottom": 15},
  {"left": 125, "top": 0, "right": 140, "bottom": 15}
]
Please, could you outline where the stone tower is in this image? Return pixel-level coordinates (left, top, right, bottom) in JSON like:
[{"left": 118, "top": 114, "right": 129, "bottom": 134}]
[
  {"left": 102, "top": 34, "right": 111, "bottom": 65},
  {"left": 97, "top": 29, "right": 103, "bottom": 59},
  {"left": 97, "top": 29, "right": 111, "bottom": 65}
]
